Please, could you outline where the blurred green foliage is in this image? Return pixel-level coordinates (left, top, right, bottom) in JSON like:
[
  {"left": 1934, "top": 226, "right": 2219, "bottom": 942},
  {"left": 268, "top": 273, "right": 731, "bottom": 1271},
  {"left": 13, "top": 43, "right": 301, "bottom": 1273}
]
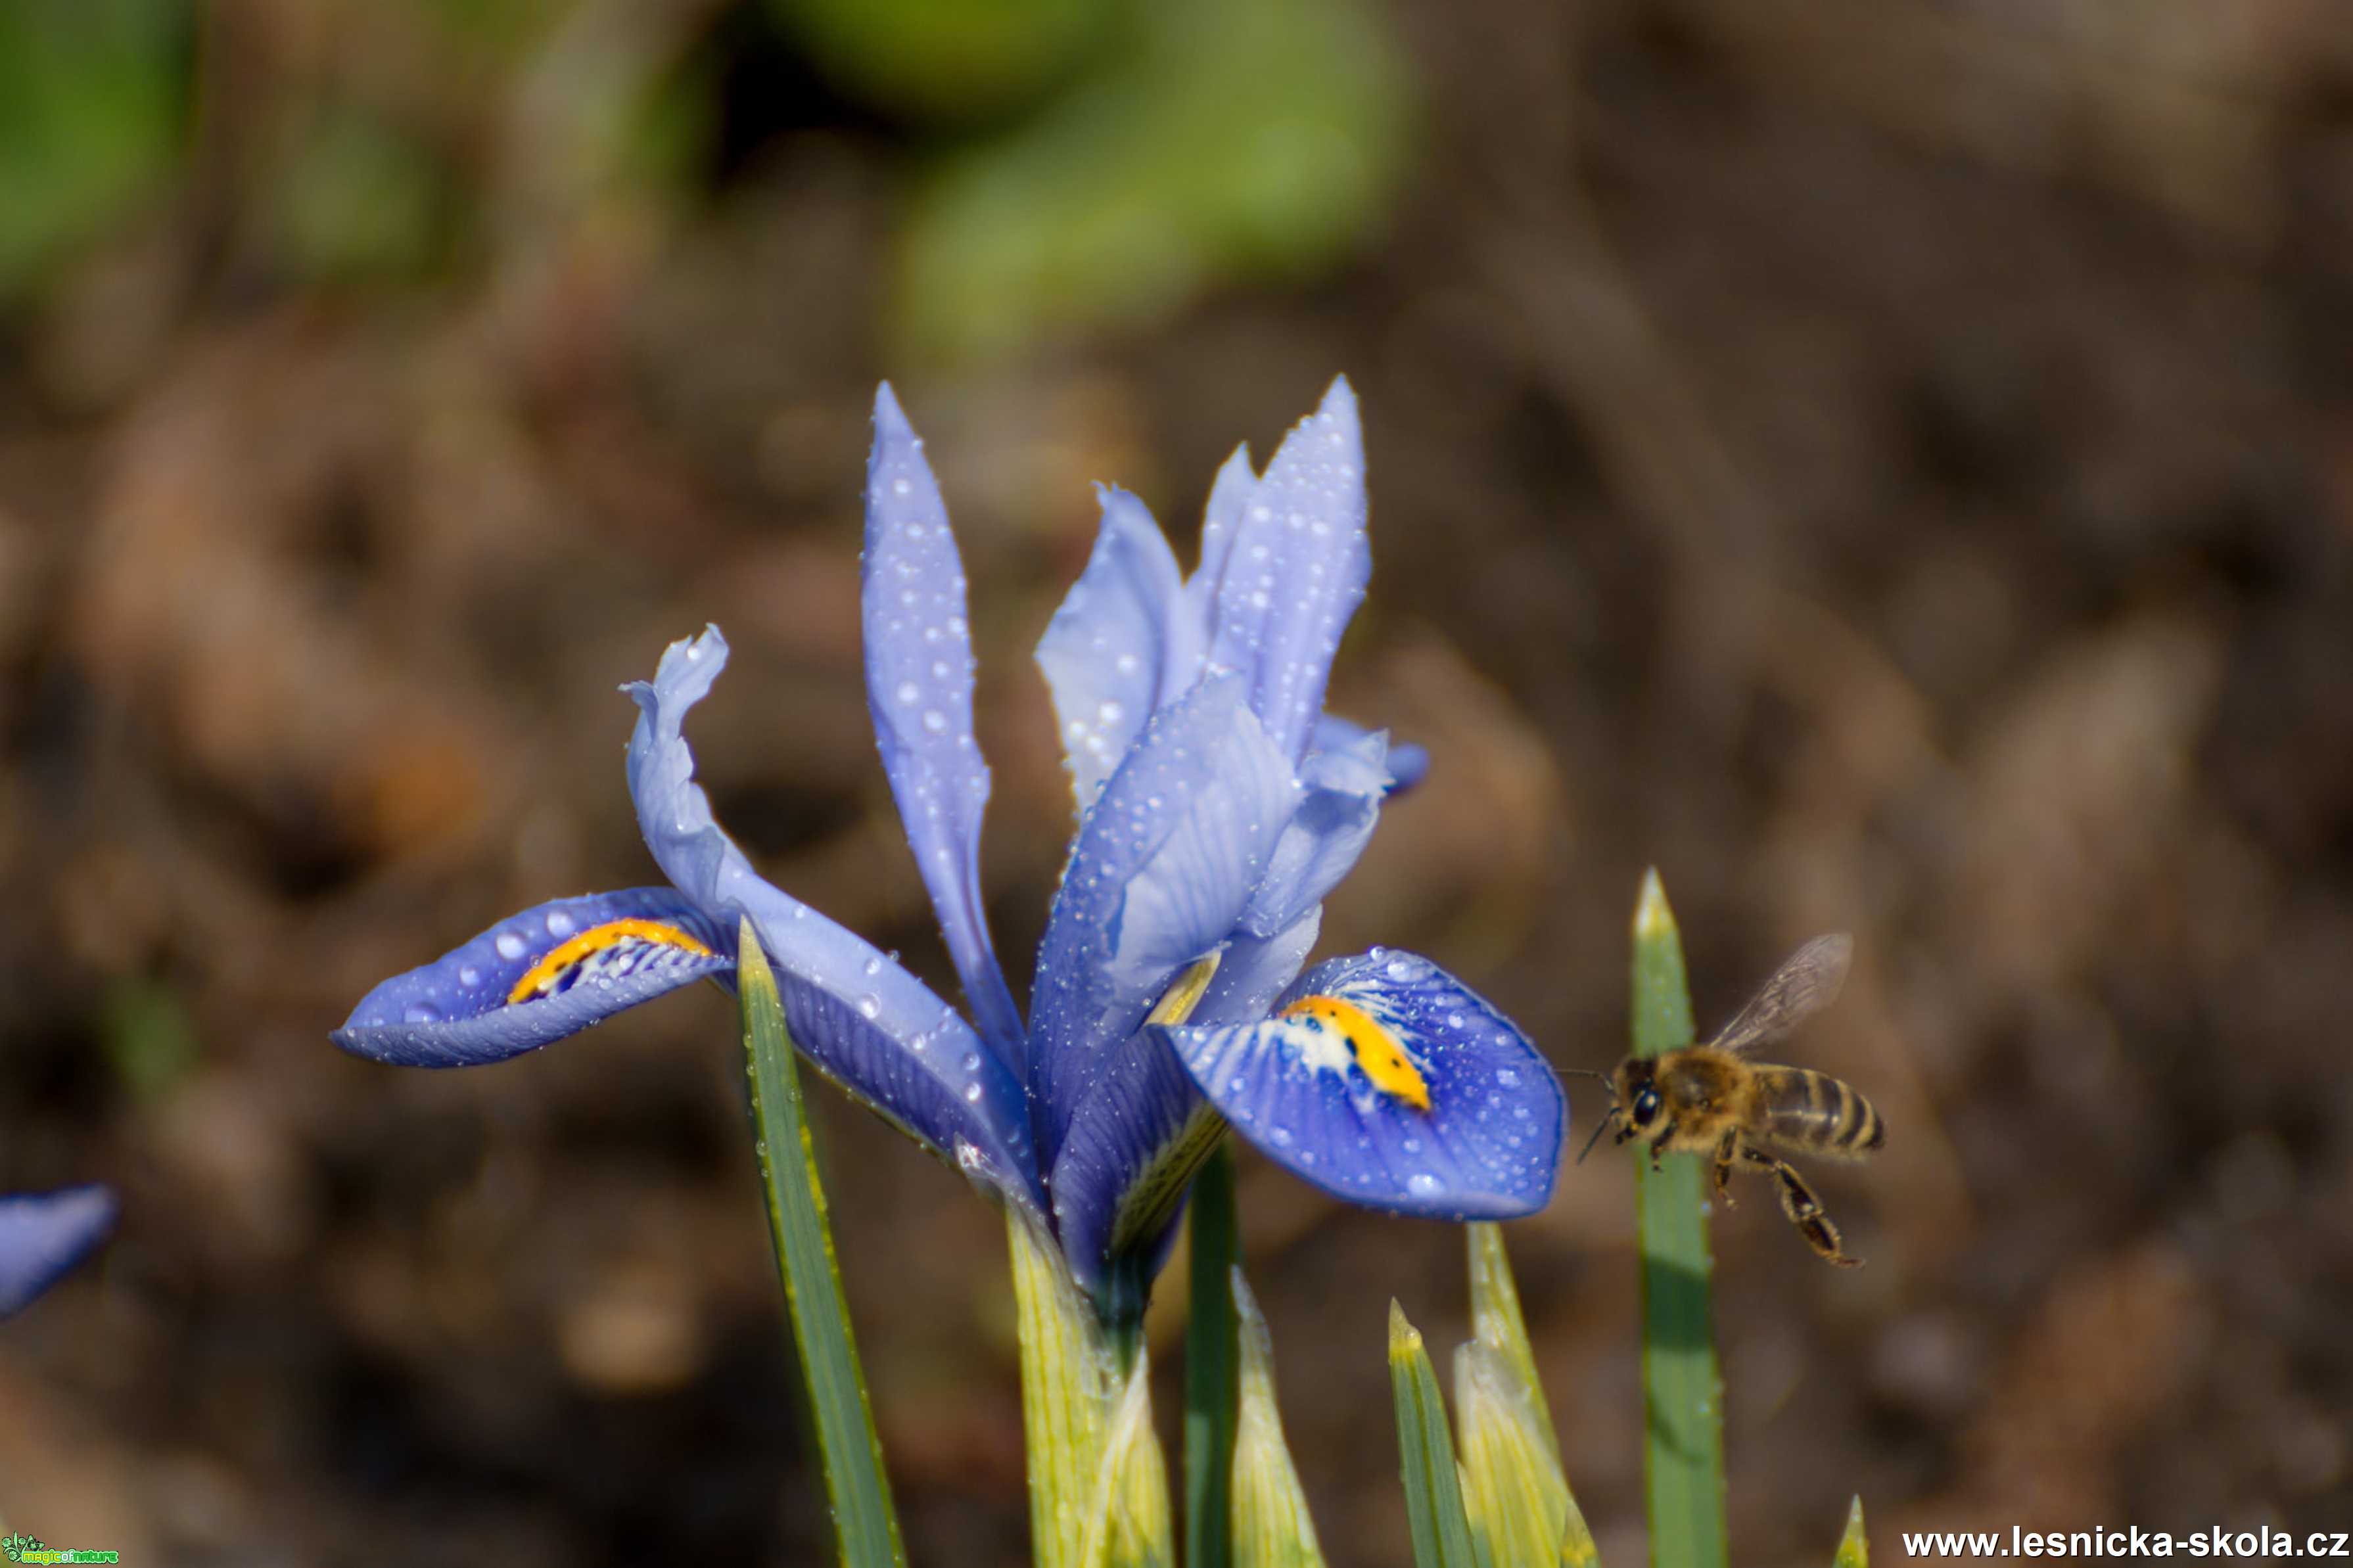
[
  {"left": 272, "top": 105, "right": 454, "bottom": 282},
  {"left": 99, "top": 975, "right": 200, "bottom": 1102},
  {"left": 0, "top": 0, "right": 188, "bottom": 302},
  {"left": 889, "top": 0, "right": 1411, "bottom": 362},
  {"left": 770, "top": 0, "right": 1113, "bottom": 124}
]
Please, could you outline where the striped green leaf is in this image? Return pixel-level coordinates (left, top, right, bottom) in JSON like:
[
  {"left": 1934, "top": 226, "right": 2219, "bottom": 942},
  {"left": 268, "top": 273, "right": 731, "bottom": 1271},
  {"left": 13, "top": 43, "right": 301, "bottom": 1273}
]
[
  {"left": 737, "top": 918, "right": 906, "bottom": 1568},
  {"left": 1629, "top": 873, "right": 1727, "bottom": 1568}
]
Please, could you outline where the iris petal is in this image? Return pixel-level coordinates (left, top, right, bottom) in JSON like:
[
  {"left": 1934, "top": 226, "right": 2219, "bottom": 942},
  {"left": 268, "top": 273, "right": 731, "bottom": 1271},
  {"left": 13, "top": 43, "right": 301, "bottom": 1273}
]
[
  {"left": 1240, "top": 724, "right": 1389, "bottom": 940},
  {"left": 1046, "top": 1036, "right": 1211, "bottom": 1299},
  {"left": 624, "top": 626, "right": 1040, "bottom": 1206},
  {"left": 1194, "top": 378, "right": 1370, "bottom": 764},
  {"left": 864, "top": 385, "right": 1026, "bottom": 1061},
  {"left": 0, "top": 1185, "right": 116, "bottom": 1317},
  {"left": 1195, "top": 908, "right": 1321, "bottom": 1027},
  {"left": 332, "top": 888, "right": 732, "bottom": 1067},
  {"left": 1311, "top": 712, "right": 1428, "bottom": 796},
  {"left": 1036, "top": 487, "right": 1205, "bottom": 813},
  {"left": 1027, "top": 676, "right": 1300, "bottom": 1162},
  {"left": 1153, "top": 950, "right": 1564, "bottom": 1218}
]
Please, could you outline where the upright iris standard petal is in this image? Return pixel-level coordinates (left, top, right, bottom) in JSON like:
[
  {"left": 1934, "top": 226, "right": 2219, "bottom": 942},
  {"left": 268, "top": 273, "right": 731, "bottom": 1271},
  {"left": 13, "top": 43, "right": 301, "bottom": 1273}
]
[
  {"left": 1036, "top": 488, "right": 1205, "bottom": 812},
  {"left": 625, "top": 626, "right": 1040, "bottom": 1207},
  {"left": 0, "top": 1185, "right": 116, "bottom": 1317},
  {"left": 1153, "top": 950, "right": 1565, "bottom": 1218},
  {"left": 1194, "top": 379, "right": 1370, "bottom": 764},
  {"left": 1187, "top": 446, "right": 1257, "bottom": 630},
  {"left": 864, "top": 386, "right": 1027, "bottom": 1063},
  {"left": 1027, "top": 677, "right": 1301, "bottom": 1162},
  {"left": 334, "top": 888, "right": 732, "bottom": 1066}
]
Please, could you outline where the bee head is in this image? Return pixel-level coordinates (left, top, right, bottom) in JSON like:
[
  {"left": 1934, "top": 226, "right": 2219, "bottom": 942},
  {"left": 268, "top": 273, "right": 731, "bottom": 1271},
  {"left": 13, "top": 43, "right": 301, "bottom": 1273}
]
[{"left": 1614, "top": 1059, "right": 1665, "bottom": 1140}]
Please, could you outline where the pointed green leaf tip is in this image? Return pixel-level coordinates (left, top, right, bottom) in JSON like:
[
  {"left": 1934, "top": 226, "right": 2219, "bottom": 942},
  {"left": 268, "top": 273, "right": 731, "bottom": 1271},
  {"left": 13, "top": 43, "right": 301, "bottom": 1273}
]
[
  {"left": 1389, "top": 1301, "right": 1479, "bottom": 1568},
  {"left": 738, "top": 918, "right": 906, "bottom": 1568},
  {"left": 1833, "top": 1497, "right": 1868, "bottom": 1568},
  {"left": 1228, "top": 1269, "right": 1328, "bottom": 1568},
  {"left": 1458, "top": 1225, "right": 1600, "bottom": 1567},
  {"left": 1627, "top": 877, "right": 1727, "bottom": 1568}
]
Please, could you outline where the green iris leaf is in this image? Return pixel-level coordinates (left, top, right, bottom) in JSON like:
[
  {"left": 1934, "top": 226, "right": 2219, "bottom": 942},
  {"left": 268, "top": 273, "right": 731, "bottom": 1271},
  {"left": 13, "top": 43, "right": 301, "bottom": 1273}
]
[
  {"left": 737, "top": 919, "right": 906, "bottom": 1568},
  {"left": 1630, "top": 872, "right": 1727, "bottom": 1568}
]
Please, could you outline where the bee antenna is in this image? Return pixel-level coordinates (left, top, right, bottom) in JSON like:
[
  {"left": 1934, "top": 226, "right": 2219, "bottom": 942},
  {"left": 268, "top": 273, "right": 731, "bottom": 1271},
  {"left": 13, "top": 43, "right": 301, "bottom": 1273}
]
[{"left": 1559, "top": 1070, "right": 1621, "bottom": 1165}]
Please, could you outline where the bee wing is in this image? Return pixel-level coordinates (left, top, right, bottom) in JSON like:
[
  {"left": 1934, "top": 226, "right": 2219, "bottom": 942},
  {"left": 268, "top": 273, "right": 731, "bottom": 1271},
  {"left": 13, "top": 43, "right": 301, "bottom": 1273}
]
[{"left": 1706, "top": 933, "right": 1853, "bottom": 1054}]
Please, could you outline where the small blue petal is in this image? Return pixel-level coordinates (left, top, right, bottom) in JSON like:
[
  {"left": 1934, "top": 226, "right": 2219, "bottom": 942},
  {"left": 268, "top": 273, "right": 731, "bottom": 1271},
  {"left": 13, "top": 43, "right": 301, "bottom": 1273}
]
[
  {"left": 864, "top": 385, "right": 1026, "bottom": 1063},
  {"left": 1194, "top": 378, "right": 1370, "bottom": 764},
  {"left": 624, "top": 626, "right": 1042, "bottom": 1208},
  {"left": 1154, "top": 949, "right": 1564, "bottom": 1218},
  {"left": 1036, "top": 486, "right": 1205, "bottom": 812},
  {"left": 333, "top": 888, "right": 732, "bottom": 1067},
  {"left": 1028, "top": 676, "right": 1301, "bottom": 1163},
  {"left": 1311, "top": 712, "right": 1428, "bottom": 796},
  {"left": 0, "top": 1185, "right": 116, "bottom": 1318}
]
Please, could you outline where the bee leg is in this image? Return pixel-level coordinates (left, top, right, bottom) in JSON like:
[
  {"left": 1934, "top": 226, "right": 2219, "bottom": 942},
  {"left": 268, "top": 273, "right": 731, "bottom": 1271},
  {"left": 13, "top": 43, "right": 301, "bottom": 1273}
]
[
  {"left": 1712, "top": 1132, "right": 1739, "bottom": 1208},
  {"left": 1647, "top": 1121, "right": 1676, "bottom": 1172},
  {"left": 1739, "top": 1147, "right": 1861, "bottom": 1268}
]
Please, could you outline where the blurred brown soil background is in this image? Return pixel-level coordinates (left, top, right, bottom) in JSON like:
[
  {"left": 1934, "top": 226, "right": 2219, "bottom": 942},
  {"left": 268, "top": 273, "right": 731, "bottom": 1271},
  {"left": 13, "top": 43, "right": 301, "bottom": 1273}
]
[{"left": 3, "top": 0, "right": 2350, "bottom": 1563}]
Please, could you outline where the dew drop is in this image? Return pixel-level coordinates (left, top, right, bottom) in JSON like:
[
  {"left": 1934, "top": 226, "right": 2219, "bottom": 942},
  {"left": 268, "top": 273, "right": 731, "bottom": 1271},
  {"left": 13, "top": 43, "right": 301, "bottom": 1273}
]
[
  {"left": 892, "top": 478, "right": 912, "bottom": 496},
  {"left": 1096, "top": 699, "right": 1124, "bottom": 725},
  {"left": 495, "top": 932, "right": 528, "bottom": 961},
  {"left": 897, "top": 680, "right": 920, "bottom": 704},
  {"left": 1115, "top": 653, "right": 1139, "bottom": 675},
  {"left": 457, "top": 965, "right": 481, "bottom": 988},
  {"left": 856, "top": 994, "right": 881, "bottom": 1019},
  {"left": 923, "top": 710, "right": 948, "bottom": 733},
  {"left": 1407, "top": 1173, "right": 1443, "bottom": 1197},
  {"left": 546, "top": 910, "right": 577, "bottom": 938},
  {"left": 403, "top": 1003, "right": 441, "bottom": 1024},
  {"left": 963, "top": 1082, "right": 984, "bottom": 1103},
  {"left": 1385, "top": 957, "right": 1412, "bottom": 980}
]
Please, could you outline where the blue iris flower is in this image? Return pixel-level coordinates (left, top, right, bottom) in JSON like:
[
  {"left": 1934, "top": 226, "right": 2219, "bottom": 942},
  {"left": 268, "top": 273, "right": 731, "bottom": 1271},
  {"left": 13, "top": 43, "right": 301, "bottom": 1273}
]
[
  {"left": 0, "top": 1185, "right": 115, "bottom": 1318},
  {"left": 335, "top": 379, "right": 1564, "bottom": 1306}
]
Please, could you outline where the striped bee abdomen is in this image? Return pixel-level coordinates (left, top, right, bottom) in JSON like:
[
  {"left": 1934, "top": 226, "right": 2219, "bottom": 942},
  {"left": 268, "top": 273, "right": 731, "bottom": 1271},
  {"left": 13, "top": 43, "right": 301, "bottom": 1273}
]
[{"left": 1756, "top": 1067, "right": 1884, "bottom": 1158}]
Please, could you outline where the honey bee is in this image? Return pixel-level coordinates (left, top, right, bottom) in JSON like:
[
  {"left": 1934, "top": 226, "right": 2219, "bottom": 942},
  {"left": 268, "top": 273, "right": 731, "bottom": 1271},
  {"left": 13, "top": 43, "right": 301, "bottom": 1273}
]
[{"left": 1579, "top": 933, "right": 1883, "bottom": 1266}]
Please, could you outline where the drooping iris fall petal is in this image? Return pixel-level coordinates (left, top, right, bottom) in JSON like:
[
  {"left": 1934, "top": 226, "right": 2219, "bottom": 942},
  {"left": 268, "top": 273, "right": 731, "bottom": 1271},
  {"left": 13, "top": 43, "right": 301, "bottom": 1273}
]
[
  {"left": 1154, "top": 950, "right": 1563, "bottom": 1219},
  {"left": 333, "top": 888, "right": 732, "bottom": 1067}
]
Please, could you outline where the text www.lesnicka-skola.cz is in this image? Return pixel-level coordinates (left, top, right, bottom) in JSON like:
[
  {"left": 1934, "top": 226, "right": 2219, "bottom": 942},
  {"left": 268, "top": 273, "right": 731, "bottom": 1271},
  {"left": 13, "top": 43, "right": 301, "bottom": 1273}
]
[{"left": 1901, "top": 1529, "right": 2351, "bottom": 1559}]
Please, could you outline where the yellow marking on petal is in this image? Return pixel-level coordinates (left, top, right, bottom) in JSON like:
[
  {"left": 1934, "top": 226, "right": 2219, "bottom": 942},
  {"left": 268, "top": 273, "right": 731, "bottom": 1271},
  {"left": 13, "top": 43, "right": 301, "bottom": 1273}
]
[
  {"left": 506, "top": 919, "right": 716, "bottom": 1003},
  {"left": 1280, "top": 994, "right": 1432, "bottom": 1111}
]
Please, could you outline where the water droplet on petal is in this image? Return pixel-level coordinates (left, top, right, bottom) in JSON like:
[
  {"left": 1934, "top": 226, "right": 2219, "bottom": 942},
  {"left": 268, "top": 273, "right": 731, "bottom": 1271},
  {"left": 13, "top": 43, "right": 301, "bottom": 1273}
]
[
  {"left": 1407, "top": 1173, "right": 1443, "bottom": 1197},
  {"left": 922, "top": 710, "right": 948, "bottom": 733},
  {"left": 856, "top": 994, "right": 881, "bottom": 1019},
  {"left": 963, "top": 1082, "right": 983, "bottom": 1103},
  {"left": 404, "top": 1003, "right": 441, "bottom": 1025},
  {"left": 897, "top": 681, "right": 920, "bottom": 704},
  {"left": 457, "top": 965, "right": 481, "bottom": 988},
  {"left": 892, "top": 478, "right": 912, "bottom": 496},
  {"left": 495, "top": 932, "right": 528, "bottom": 961}
]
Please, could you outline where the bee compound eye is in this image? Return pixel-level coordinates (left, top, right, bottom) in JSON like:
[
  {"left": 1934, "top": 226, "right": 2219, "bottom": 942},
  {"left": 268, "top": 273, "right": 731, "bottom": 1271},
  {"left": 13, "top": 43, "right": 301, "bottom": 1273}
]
[{"left": 1633, "top": 1087, "right": 1660, "bottom": 1124}]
